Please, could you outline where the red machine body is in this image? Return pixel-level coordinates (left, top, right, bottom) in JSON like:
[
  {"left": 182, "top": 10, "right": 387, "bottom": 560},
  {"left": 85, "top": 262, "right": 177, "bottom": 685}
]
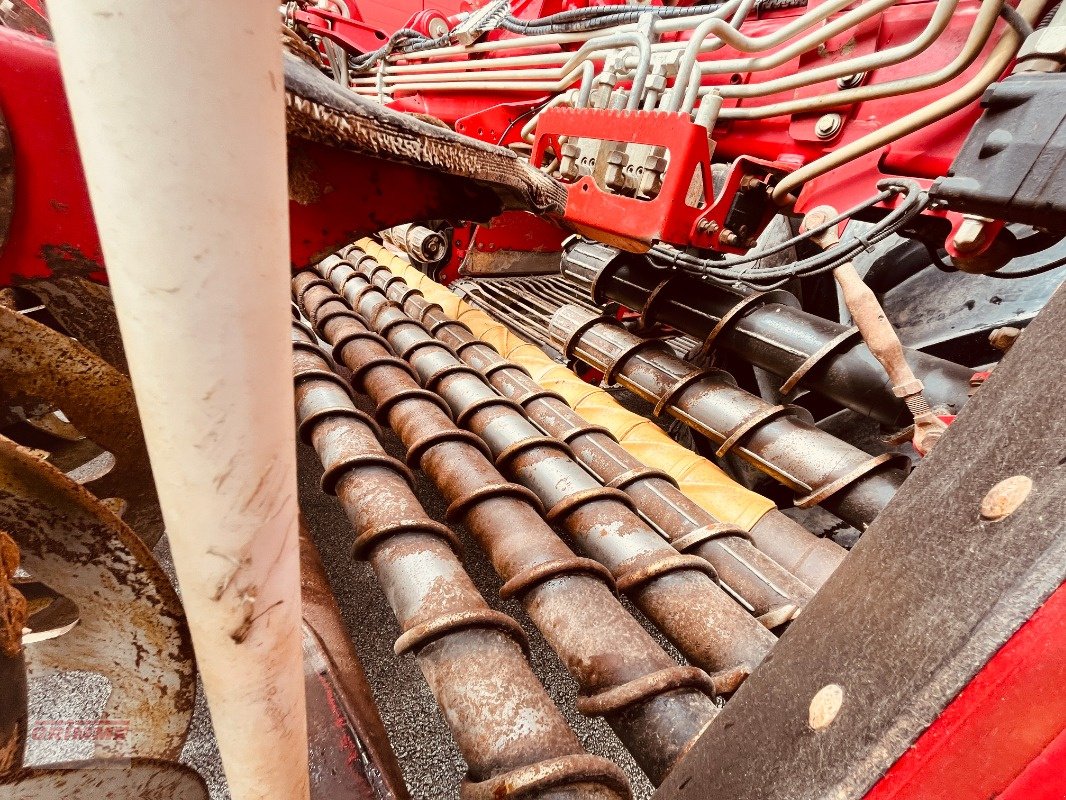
[
  {"left": 328, "top": 0, "right": 1002, "bottom": 260},
  {"left": 0, "top": 3, "right": 1061, "bottom": 796}
]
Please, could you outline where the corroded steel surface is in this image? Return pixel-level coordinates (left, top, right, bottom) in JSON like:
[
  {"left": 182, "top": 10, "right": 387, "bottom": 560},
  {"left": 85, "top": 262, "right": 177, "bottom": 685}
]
[
  {"left": 548, "top": 306, "right": 907, "bottom": 531},
  {"left": 290, "top": 324, "right": 627, "bottom": 800},
  {"left": 0, "top": 758, "right": 209, "bottom": 799},
  {"left": 0, "top": 436, "right": 194, "bottom": 760},
  {"left": 347, "top": 249, "right": 816, "bottom": 622},
  {"left": 0, "top": 305, "right": 161, "bottom": 546},
  {"left": 0, "top": 530, "right": 25, "bottom": 774},
  {"left": 311, "top": 260, "right": 776, "bottom": 689},
  {"left": 296, "top": 272, "right": 718, "bottom": 786},
  {"left": 299, "top": 524, "right": 410, "bottom": 800}
]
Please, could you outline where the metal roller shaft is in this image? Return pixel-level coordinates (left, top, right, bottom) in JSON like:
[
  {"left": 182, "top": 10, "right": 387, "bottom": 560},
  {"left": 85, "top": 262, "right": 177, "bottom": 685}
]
[
  {"left": 294, "top": 275, "right": 721, "bottom": 786},
  {"left": 562, "top": 242, "right": 973, "bottom": 426},
  {"left": 290, "top": 321, "right": 629, "bottom": 800},
  {"left": 548, "top": 305, "right": 908, "bottom": 530},
  {"left": 355, "top": 239, "right": 848, "bottom": 590},
  {"left": 311, "top": 258, "right": 779, "bottom": 684},
  {"left": 347, "top": 249, "right": 815, "bottom": 623}
]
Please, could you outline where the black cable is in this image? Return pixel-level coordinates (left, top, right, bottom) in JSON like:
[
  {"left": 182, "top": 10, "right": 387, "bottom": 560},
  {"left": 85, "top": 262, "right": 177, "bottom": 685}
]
[
  {"left": 497, "top": 98, "right": 552, "bottom": 145},
  {"left": 500, "top": 4, "right": 720, "bottom": 35},
  {"left": 647, "top": 180, "right": 929, "bottom": 288}
]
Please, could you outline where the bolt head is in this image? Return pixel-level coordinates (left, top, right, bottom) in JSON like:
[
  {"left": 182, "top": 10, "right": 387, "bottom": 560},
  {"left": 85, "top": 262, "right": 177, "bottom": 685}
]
[
  {"left": 952, "top": 215, "right": 991, "bottom": 253},
  {"left": 836, "top": 71, "right": 866, "bottom": 89},
  {"left": 989, "top": 326, "right": 1021, "bottom": 351},
  {"left": 815, "top": 114, "right": 843, "bottom": 139},
  {"left": 427, "top": 18, "right": 449, "bottom": 38}
]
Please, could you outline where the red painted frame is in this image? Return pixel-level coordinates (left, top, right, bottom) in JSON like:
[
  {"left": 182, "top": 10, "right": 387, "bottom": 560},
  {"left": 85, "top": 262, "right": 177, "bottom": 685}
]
[
  {"left": 532, "top": 107, "right": 792, "bottom": 251},
  {"left": 0, "top": 28, "right": 503, "bottom": 285},
  {"left": 864, "top": 581, "right": 1066, "bottom": 800}
]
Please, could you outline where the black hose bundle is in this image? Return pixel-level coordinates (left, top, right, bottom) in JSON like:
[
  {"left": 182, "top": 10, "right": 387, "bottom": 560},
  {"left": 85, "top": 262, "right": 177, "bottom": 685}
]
[{"left": 649, "top": 179, "right": 930, "bottom": 289}]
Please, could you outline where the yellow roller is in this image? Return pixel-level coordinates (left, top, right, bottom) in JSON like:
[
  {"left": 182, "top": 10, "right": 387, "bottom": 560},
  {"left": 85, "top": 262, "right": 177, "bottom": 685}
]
[{"left": 357, "top": 238, "right": 776, "bottom": 532}]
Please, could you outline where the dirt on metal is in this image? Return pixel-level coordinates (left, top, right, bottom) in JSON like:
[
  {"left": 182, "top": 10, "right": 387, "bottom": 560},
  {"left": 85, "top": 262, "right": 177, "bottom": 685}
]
[
  {"left": 349, "top": 249, "right": 817, "bottom": 622},
  {"left": 547, "top": 305, "right": 907, "bottom": 531},
  {"left": 297, "top": 269, "right": 726, "bottom": 786},
  {"left": 290, "top": 324, "right": 627, "bottom": 799}
]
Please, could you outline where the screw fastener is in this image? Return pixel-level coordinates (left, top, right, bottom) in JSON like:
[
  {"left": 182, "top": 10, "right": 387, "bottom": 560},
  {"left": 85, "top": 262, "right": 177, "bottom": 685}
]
[{"left": 815, "top": 114, "right": 843, "bottom": 139}]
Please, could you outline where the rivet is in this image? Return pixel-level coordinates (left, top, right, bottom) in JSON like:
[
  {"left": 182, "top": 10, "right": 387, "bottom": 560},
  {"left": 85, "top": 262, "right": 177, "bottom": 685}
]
[
  {"left": 809, "top": 683, "right": 843, "bottom": 730},
  {"left": 980, "top": 475, "right": 1032, "bottom": 521}
]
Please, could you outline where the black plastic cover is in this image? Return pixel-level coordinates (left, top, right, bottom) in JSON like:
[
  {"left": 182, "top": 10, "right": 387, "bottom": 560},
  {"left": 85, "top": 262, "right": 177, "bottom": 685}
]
[{"left": 931, "top": 72, "right": 1066, "bottom": 232}]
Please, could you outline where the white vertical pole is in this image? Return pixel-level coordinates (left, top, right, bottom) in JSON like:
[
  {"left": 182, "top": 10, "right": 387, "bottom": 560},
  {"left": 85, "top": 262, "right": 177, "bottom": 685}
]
[{"left": 47, "top": 3, "right": 309, "bottom": 799}]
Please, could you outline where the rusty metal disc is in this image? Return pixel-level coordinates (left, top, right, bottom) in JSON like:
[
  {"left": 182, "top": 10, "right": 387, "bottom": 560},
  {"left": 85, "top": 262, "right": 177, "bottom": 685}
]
[{"left": 0, "top": 437, "right": 194, "bottom": 760}]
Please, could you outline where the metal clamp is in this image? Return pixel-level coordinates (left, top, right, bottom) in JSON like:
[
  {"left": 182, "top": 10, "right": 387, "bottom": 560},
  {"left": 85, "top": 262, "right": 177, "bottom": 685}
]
[
  {"left": 615, "top": 553, "right": 718, "bottom": 593},
  {"left": 576, "top": 665, "right": 720, "bottom": 716},
  {"left": 604, "top": 466, "right": 678, "bottom": 491},
  {"left": 372, "top": 386, "right": 453, "bottom": 425},
  {"left": 445, "top": 482, "right": 546, "bottom": 522},
  {"left": 653, "top": 370, "right": 707, "bottom": 417},
  {"left": 637, "top": 278, "right": 674, "bottom": 330},
  {"left": 424, "top": 363, "right": 486, "bottom": 393},
  {"left": 394, "top": 609, "right": 529, "bottom": 657},
  {"left": 352, "top": 518, "right": 462, "bottom": 560},
  {"left": 455, "top": 395, "right": 527, "bottom": 428},
  {"left": 559, "top": 423, "right": 618, "bottom": 445},
  {"left": 603, "top": 337, "right": 665, "bottom": 385},
  {"left": 320, "top": 452, "right": 416, "bottom": 496},
  {"left": 545, "top": 486, "right": 636, "bottom": 523},
  {"left": 403, "top": 428, "right": 492, "bottom": 469},
  {"left": 329, "top": 328, "right": 392, "bottom": 365},
  {"left": 494, "top": 435, "right": 573, "bottom": 472},
  {"left": 690, "top": 290, "right": 791, "bottom": 362},
  {"left": 672, "top": 523, "right": 751, "bottom": 552},
  {"left": 348, "top": 354, "right": 419, "bottom": 388},
  {"left": 499, "top": 557, "right": 616, "bottom": 600},
  {"left": 461, "top": 754, "right": 631, "bottom": 800},
  {"left": 794, "top": 452, "right": 909, "bottom": 509}
]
